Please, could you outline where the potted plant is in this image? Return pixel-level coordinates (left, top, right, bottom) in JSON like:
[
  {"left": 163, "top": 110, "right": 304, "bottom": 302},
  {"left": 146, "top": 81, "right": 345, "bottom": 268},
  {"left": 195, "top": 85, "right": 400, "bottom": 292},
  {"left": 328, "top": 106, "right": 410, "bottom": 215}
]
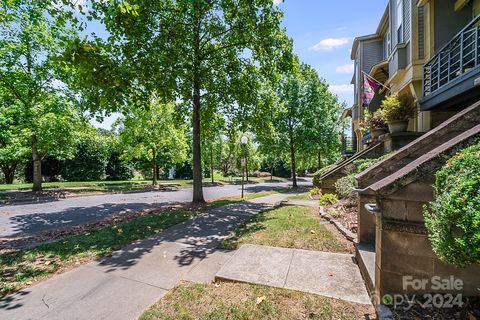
[
  {"left": 377, "top": 94, "right": 417, "bottom": 133},
  {"left": 360, "top": 110, "right": 387, "bottom": 139}
]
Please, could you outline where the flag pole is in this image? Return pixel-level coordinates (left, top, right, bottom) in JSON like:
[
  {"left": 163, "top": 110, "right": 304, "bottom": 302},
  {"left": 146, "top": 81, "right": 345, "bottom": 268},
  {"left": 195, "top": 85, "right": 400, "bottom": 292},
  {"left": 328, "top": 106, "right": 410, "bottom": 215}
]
[{"left": 361, "top": 71, "right": 391, "bottom": 92}]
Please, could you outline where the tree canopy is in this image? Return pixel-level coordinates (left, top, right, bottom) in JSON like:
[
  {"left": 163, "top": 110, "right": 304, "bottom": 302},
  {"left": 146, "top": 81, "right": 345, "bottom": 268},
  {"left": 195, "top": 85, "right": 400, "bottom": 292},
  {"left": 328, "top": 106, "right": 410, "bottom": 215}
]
[
  {"left": 0, "top": 0, "right": 345, "bottom": 195},
  {"left": 116, "top": 100, "right": 188, "bottom": 185},
  {"left": 66, "top": 0, "right": 293, "bottom": 202}
]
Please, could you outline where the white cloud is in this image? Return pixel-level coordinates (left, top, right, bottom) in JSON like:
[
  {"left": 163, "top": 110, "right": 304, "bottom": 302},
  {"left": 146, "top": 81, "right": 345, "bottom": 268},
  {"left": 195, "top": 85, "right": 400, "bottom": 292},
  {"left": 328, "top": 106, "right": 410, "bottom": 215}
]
[
  {"left": 335, "top": 63, "right": 354, "bottom": 74},
  {"left": 336, "top": 27, "right": 347, "bottom": 31},
  {"left": 310, "top": 38, "right": 350, "bottom": 51},
  {"left": 273, "top": 0, "right": 283, "bottom": 4},
  {"left": 329, "top": 84, "right": 354, "bottom": 95}
]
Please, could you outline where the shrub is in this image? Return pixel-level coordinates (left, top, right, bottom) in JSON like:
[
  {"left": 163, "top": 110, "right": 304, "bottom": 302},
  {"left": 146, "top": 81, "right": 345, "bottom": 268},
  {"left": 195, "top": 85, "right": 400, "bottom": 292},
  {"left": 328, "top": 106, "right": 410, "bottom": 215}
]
[
  {"left": 313, "top": 164, "right": 336, "bottom": 187},
  {"left": 310, "top": 187, "right": 322, "bottom": 196},
  {"left": 332, "top": 154, "right": 392, "bottom": 201},
  {"left": 423, "top": 143, "right": 480, "bottom": 267},
  {"left": 360, "top": 110, "right": 387, "bottom": 132},
  {"left": 319, "top": 193, "right": 338, "bottom": 206},
  {"left": 353, "top": 153, "right": 392, "bottom": 174},
  {"left": 335, "top": 174, "right": 357, "bottom": 200},
  {"left": 377, "top": 94, "right": 417, "bottom": 122}
]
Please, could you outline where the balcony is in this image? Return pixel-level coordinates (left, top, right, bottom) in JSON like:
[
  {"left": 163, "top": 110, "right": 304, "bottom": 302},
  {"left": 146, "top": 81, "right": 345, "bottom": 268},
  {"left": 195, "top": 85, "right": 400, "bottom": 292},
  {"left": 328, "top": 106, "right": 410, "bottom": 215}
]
[{"left": 421, "top": 15, "right": 480, "bottom": 110}]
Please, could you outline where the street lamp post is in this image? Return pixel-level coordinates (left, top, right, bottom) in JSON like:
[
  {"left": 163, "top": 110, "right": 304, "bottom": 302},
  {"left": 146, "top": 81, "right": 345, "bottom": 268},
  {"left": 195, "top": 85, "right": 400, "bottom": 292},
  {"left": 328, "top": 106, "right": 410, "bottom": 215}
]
[{"left": 240, "top": 136, "right": 248, "bottom": 198}]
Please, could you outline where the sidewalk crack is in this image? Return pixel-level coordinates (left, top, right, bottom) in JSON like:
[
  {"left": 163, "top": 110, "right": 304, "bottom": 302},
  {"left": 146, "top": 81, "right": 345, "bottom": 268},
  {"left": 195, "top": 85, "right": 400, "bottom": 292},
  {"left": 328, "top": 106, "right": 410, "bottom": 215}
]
[{"left": 282, "top": 250, "right": 295, "bottom": 288}]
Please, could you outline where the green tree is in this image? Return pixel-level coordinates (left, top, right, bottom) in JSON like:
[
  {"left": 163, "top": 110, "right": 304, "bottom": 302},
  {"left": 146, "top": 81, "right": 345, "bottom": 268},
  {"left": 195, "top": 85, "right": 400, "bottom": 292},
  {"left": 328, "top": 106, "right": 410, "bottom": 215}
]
[
  {"left": 295, "top": 66, "right": 343, "bottom": 171},
  {"left": 0, "top": 92, "right": 30, "bottom": 184},
  {"left": 105, "top": 151, "right": 134, "bottom": 181},
  {"left": 69, "top": 0, "right": 292, "bottom": 202},
  {"left": 271, "top": 61, "right": 342, "bottom": 187},
  {"left": 30, "top": 95, "right": 80, "bottom": 175},
  {"left": 62, "top": 126, "right": 111, "bottom": 181},
  {"left": 116, "top": 100, "right": 188, "bottom": 185},
  {"left": 0, "top": 0, "right": 77, "bottom": 190}
]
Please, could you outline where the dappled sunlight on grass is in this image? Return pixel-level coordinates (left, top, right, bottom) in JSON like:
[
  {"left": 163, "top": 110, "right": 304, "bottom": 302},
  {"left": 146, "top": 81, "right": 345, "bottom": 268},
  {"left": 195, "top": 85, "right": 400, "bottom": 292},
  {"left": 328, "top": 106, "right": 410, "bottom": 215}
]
[
  {"left": 140, "top": 281, "right": 363, "bottom": 320},
  {"left": 219, "top": 205, "right": 347, "bottom": 252}
]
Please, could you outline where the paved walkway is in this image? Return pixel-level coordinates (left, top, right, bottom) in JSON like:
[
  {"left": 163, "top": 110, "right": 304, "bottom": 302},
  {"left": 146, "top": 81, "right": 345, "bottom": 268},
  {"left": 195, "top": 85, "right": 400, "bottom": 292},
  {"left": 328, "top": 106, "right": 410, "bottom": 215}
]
[
  {"left": 0, "top": 193, "right": 370, "bottom": 320},
  {"left": 215, "top": 244, "right": 371, "bottom": 305},
  {"left": 286, "top": 199, "right": 319, "bottom": 207},
  {"left": 0, "top": 195, "right": 285, "bottom": 320}
]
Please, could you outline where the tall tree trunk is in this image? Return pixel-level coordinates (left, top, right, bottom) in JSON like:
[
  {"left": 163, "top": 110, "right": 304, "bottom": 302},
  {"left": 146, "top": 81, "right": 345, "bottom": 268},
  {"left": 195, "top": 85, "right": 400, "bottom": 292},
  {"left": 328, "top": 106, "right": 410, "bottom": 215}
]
[
  {"left": 210, "top": 143, "right": 214, "bottom": 184},
  {"left": 152, "top": 148, "right": 157, "bottom": 185},
  {"left": 192, "top": 19, "right": 205, "bottom": 203},
  {"left": 192, "top": 82, "right": 204, "bottom": 202},
  {"left": 1, "top": 164, "right": 16, "bottom": 184},
  {"left": 31, "top": 134, "right": 42, "bottom": 191},
  {"left": 289, "top": 132, "right": 297, "bottom": 188}
]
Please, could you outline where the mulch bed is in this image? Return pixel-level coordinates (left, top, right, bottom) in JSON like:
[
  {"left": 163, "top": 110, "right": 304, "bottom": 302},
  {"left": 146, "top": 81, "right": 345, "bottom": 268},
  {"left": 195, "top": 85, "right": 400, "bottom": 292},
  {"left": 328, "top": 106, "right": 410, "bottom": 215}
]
[
  {"left": 390, "top": 296, "right": 480, "bottom": 319},
  {"left": 0, "top": 202, "right": 206, "bottom": 253},
  {"left": 323, "top": 198, "right": 358, "bottom": 233}
]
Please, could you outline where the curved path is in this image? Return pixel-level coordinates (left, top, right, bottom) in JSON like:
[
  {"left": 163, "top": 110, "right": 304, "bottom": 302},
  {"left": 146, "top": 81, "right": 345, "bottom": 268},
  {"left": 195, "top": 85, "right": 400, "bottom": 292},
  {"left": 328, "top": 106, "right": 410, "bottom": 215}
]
[{"left": 0, "top": 180, "right": 311, "bottom": 238}]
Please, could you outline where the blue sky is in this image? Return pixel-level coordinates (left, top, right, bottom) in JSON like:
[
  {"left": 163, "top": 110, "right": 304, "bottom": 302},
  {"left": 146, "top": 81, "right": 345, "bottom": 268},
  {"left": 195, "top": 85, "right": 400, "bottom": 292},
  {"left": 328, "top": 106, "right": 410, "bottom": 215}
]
[
  {"left": 92, "top": 0, "right": 388, "bottom": 129},
  {"left": 277, "top": 0, "right": 388, "bottom": 107}
]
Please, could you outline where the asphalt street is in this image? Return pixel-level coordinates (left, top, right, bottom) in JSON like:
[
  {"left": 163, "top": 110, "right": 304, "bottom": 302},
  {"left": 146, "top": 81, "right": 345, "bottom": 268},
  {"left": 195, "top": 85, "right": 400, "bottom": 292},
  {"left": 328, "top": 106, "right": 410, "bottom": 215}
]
[{"left": 0, "top": 180, "right": 311, "bottom": 238}]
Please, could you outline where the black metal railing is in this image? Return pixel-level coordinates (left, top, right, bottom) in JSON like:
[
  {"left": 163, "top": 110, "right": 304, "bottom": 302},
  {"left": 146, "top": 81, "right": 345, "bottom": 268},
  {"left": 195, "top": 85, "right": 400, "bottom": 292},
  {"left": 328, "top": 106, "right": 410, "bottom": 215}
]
[
  {"left": 423, "top": 15, "right": 480, "bottom": 96},
  {"left": 342, "top": 136, "right": 356, "bottom": 156}
]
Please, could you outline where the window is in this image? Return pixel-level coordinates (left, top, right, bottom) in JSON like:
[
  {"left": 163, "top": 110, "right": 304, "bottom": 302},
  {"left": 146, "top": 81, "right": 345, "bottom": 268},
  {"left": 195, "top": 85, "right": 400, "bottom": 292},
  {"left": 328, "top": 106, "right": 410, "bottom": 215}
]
[{"left": 396, "top": 0, "right": 404, "bottom": 43}]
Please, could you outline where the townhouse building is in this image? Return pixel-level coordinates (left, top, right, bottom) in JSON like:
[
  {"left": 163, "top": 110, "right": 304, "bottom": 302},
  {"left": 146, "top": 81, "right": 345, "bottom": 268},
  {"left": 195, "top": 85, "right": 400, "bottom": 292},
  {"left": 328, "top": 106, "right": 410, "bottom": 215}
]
[{"left": 328, "top": 0, "right": 480, "bottom": 306}]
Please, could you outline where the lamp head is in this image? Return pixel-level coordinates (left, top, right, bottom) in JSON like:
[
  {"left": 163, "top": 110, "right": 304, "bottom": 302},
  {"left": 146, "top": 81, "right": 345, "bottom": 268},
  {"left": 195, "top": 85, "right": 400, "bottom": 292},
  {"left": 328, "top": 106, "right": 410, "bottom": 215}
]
[{"left": 241, "top": 136, "right": 248, "bottom": 145}]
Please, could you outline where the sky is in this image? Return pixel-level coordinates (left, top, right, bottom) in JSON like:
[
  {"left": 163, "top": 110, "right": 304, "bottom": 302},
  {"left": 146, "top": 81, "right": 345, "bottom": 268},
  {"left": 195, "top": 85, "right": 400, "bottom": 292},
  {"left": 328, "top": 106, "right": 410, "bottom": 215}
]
[
  {"left": 92, "top": 0, "right": 388, "bottom": 129},
  {"left": 276, "top": 0, "right": 387, "bottom": 107}
]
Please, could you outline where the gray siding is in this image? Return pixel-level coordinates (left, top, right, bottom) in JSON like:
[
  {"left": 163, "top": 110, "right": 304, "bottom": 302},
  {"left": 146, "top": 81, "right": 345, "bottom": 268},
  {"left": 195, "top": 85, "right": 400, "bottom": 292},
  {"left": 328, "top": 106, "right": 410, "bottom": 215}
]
[
  {"left": 434, "top": 0, "right": 473, "bottom": 51},
  {"left": 418, "top": 6, "right": 425, "bottom": 59},
  {"left": 390, "top": 0, "right": 412, "bottom": 46},
  {"left": 403, "top": 0, "right": 411, "bottom": 42},
  {"left": 383, "top": 32, "right": 390, "bottom": 59},
  {"left": 362, "top": 40, "right": 384, "bottom": 73},
  {"left": 354, "top": 51, "right": 360, "bottom": 105},
  {"left": 390, "top": 0, "right": 397, "bottom": 45},
  {"left": 389, "top": 42, "right": 410, "bottom": 75}
]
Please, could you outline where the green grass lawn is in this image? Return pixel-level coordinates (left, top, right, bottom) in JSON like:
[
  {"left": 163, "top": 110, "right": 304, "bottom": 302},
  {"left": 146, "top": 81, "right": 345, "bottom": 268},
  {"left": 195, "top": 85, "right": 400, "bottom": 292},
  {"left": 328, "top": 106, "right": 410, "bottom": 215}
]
[
  {"left": 209, "top": 188, "right": 292, "bottom": 206},
  {"left": 140, "top": 281, "right": 366, "bottom": 320},
  {"left": 219, "top": 205, "right": 348, "bottom": 252},
  {"left": 0, "top": 175, "right": 289, "bottom": 192},
  {"left": 0, "top": 180, "right": 154, "bottom": 191},
  {"left": 0, "top": 210, "right": 194, "bottom": 297}
]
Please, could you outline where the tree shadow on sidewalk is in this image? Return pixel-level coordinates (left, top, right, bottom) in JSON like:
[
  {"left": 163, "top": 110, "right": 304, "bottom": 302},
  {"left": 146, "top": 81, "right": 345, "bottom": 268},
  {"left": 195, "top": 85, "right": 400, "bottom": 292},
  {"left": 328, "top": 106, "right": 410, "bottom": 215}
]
[{"left": 96, "top": 202, "right": 273, "bottom": 272}]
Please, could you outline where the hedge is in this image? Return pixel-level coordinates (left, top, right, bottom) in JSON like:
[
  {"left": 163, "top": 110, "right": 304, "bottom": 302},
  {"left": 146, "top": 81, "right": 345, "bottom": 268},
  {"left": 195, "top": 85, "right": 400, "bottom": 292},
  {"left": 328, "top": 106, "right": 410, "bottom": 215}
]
[{"left": 424, "top": 143, "right": 480, "bottom": 267}]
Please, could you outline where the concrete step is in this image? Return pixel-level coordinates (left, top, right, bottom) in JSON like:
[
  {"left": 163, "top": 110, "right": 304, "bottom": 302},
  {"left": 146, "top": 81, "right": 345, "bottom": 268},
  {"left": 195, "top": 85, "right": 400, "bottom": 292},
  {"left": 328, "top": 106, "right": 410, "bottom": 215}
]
[
  {"left": 216, "top": 244, "right": 371, "bottom": 305},
  {"left": 355, "top": 242, "right": 375, "bottom": 295}
]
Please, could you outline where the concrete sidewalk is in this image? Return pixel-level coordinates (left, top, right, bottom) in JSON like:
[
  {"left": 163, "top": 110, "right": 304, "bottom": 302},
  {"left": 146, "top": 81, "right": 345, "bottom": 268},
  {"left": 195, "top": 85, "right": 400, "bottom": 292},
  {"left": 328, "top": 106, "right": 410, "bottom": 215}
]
[
  {"left": 0, "top": 196, "right": 285, "bottom": 320},
  {"left": 215, "top": 244, "right": 371, "bottom": 305}
]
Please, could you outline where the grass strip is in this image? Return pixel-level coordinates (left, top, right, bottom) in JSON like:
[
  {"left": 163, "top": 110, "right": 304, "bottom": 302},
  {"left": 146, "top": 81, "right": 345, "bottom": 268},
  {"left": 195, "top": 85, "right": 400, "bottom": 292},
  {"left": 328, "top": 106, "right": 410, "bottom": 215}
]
[
  {"left": 140, "top": 281, "right": 363, "bottom": 320},
  {"left": 219, "top": 205, "right": 346, "bottom": 252}
]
